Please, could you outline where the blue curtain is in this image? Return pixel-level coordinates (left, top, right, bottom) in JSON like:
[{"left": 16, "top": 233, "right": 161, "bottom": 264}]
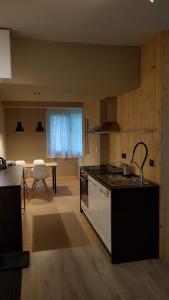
[{"left": 46, "top": 108, "right": 82, "bottom": 158}]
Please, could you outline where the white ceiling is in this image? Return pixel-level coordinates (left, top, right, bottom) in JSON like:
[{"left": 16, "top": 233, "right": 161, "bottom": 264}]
[{"left": 0, "top": 0, "right": 169, "bottom": 45}]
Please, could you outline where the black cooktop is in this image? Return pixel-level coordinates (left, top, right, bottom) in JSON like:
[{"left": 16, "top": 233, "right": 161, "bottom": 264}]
[
  {"left": 96, "top": 174, "right": 150, "bottom": 187},
  {"left": 81, "top": 164, "right": 123, "bottom": 175},
  {"left": 81, "top": 164, "right": 155, "bottom": 188}
]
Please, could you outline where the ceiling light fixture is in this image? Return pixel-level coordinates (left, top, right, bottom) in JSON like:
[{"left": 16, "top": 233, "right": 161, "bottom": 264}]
[
  {"left": 35, "top": 107, "right": 44, "bottom": 132},
  {"left": 15, "top": 107, "right": 24, "bottom": 133},
  {"left": 64, "top": 91, "right": 71, "bottom": 97},
  {"left": 15, "top": 121, "right": 24, "bottom": 132},
  {"left": 33, "top": 91, "right": 41, "bottom": 95},
  {"left": 36, "top": 121, "right": 44, "bottom": 132},
  {"left": 149, "top": 0, "right": 155, "bottom": 3}
]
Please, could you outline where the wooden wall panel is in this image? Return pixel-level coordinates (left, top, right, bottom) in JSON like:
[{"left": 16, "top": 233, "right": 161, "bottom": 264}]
[
  {"left": 109, "top": 35, "right": 161, "bottom": 184},
  {"left": 109, "top": 34, "right": 165, "bottom": 258},
  {"left": 159, "top": 32, "right": 169, "bottom": 260}
]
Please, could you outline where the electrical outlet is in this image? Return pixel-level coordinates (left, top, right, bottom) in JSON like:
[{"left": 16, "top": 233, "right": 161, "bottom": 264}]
[
  {"left": 121, "top": 153, "right": 126, "bottom": 159},
  {"left": 149, "top": 159, "right": 154, "bottom": 166}
]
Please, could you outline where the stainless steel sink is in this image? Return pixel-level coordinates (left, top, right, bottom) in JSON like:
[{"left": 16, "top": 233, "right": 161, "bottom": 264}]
[{"left": 96, "top": 174, "right": 150, "bottom": 187}]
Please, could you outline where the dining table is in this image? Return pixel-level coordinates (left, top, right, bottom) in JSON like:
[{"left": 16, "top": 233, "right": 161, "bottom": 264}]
[{"left": 24, "top": 162, "right": 58, "bottom": 193}]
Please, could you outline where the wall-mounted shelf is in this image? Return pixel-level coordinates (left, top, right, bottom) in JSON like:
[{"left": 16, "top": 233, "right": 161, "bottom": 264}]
[
  {"left": 85, "top": 117, "right": 90, "bottom": 155},
  {"left": 121, "top": 128, "right": 156, "bottom": 133},
  {"left": 87, "top": 128, "right": 156, "bottom": 134}
]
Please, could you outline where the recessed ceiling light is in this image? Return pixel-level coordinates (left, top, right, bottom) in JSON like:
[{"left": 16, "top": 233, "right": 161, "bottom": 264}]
[
  {"left": 150, "top": 0, "right": 155, "bottom": 3},
  {"left": 64, "top": 91, "right": 71, "bottom": 97},
  {"left": 33, "top": 91, "right": 41, "bottom": 95}
]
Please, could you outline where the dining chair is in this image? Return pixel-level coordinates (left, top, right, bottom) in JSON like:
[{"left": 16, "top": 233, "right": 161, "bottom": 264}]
[
  {"left": 33, "top": 159, "right": 45, "bottom": 165},
  {"left": 15, "top": 160, "right": 29, "bottom": 209},
  {"left": 15, "top": 160, "right": 29, "bottom": 191},
  {"left": 31, "top": 164, "right": 50, "bottom": 194}
]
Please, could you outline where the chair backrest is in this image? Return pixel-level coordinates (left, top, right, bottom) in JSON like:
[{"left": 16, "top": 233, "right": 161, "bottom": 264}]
[
  {"left": 31, "top": 165, "right": 49, "bottom": 179},
  {"left": 33, "top": 159, "right": 45, "bottom": 165},
  {"left": 15, "top": 160, "right": 29, "bottom": 178},
  {"left": 15, "top": 160, "right": 26, "bottom": 166},
  {"left": 15, "top": 160, "right": 30, "bottom": 177}
]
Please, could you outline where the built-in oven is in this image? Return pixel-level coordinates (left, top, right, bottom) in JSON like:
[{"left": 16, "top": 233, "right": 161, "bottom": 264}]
[{"left": 80, "top": 170, "right": 88, "bottom": 210}]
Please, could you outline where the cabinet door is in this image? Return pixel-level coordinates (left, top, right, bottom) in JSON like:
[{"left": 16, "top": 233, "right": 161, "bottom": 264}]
[
  {"left": 88, "top": 176, "right": 98, "bottom": 226},
  {"left": 97, "top": 183, "right": 111, "bottom": 253},
  {"left": 88, "top": 176, "right": 111, "bottom": 253},
  {"left": 0, "top": 185, "right": 22, "bottom": 252}
]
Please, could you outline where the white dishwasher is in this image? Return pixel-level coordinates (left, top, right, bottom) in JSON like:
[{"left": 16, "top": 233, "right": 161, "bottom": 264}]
[{"left": 88, "top": 175, "right": 111, "bottom": 253}]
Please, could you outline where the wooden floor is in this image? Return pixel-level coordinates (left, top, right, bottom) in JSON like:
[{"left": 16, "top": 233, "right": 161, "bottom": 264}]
[{"left": 21, "top": 177, "right": 169, "bottom": 300}]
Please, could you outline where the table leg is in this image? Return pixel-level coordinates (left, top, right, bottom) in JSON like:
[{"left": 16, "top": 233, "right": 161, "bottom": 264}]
[
  {"left": 0, "top": 251, "right": 29, "bottom": 270},
  {"left": 22, "top": 170, "right": 26, "bottom": 210},
  {"left": 52, "top": 166, "right": 57, "bottom": 193}
]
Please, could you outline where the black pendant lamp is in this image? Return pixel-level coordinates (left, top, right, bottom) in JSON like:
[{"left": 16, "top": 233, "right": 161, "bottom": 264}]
[
  {"left": 15, "top": 107, "right": 24, "bottom": 132},
  {"left": 15, "top": 121, "right": 24, "bottom": 132},
  {"left": 36, "top": 121, "right": 44, "bottom": 132},
  {"left": 36, "top": 106, "right": 44, "bottom": 132}
]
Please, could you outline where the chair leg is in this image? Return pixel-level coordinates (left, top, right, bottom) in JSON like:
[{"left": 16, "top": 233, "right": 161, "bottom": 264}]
[
  {"left": 34, "top": 179, "right": 38, "bottom": 190},
  {"left": 42, "top": 179, "right": 50, "bottom": 194},
  {"left": 24, "top": 180, "right": 29, "bottom": 192},
  {"left": 32, "top": 179, "right": 37, "bottom": 191}
]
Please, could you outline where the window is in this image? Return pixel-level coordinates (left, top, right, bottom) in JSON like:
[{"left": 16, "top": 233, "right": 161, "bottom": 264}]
[{"left": 46, "top": 108, "right": 82, "bottom": 158}]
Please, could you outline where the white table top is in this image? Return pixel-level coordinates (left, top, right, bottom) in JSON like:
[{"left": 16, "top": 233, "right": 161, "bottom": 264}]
[{"left": 25, "top": 162, "right": 58, "bottom": 168}]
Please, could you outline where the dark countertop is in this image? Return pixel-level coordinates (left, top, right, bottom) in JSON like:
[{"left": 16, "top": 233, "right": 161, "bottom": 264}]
[
  {"left": 81, "top": 164, "right": 123, "bottom": 175},
  {"left": 0, "top": 166, "right": 23, "bottom": 187},
  {"left": 80, "top": 164, "right": 158, "bottom": 190}
]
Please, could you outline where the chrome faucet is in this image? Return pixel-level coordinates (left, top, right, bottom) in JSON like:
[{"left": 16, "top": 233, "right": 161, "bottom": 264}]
[{"left": 130, "top": 141, "right": 148, "bottom": 185}]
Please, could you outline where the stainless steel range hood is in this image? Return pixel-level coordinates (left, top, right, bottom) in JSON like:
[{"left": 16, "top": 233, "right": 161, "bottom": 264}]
[
  {"left": 88, "top": 97, "right": 120, "bottom": 134},
  {"left": 87, "top": 121, "right": 120, "bottom": 133}
]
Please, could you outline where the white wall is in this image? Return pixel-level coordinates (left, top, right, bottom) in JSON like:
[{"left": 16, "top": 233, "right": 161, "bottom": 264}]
[
  {"left": 0, "top": 38, "right": 140, "bottom": 101},
  {"left": 0, "top": 101, "right": 6, "bottom": 157},
  {"left": 82, "top": 101, "right": 100, "bottom": 166},
  {"left": 5, "top": 107, "right": 79, "bottom": 176}
]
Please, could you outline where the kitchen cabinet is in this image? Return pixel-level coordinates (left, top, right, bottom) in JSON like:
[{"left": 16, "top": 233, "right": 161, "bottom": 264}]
[
  {"left": 0, "top": 166, "right": 23, "bottom": 252},
  {"left": 110, "top": 187, "right": 159, "bottom": 263},
  {"left": 81, "top": 166, "right": 159, "bottom": 264},
  {"left": 88, "top": 176, "right": 111, "bottom": 252},
  {"left": 0, "top": 29, "right": 11, "bottom": 78},
  {"left": 0, "top": 166, "right": 29, "bottom": 270}
]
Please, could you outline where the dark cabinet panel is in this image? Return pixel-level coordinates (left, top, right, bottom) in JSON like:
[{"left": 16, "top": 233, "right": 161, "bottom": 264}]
[
  {"left": 111, "top": 186, "right": 159, "bottom": 263},
  {"left": 0, "top": 166, "right": 29, "bottom": 270},
  {"left": 0, "top": 167, "right": 23, "bottom": 253}
]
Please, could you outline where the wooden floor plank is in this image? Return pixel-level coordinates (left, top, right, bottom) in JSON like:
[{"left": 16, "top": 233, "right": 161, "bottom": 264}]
[{"left": 21, "top": 177, "right": 169, "bottom": 300}]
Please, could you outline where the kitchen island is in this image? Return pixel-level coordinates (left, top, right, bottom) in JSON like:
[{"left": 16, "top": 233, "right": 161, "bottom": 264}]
[
  {"left": 80, "top": 165, "right": 159, "bottom": 263},
  {"left": 0, "top": 165, "right": 29, "bottom": 270}
]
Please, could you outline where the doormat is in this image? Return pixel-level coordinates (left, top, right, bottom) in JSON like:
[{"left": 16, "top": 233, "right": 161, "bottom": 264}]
[
  {"left": 31, "top": 185, "right": 72, "bottom": 197},
  {"left": 0, "top": 269, "right": 22, "bottom": 300},
  {"left": 55, "top": 186, "right": 72, "bottom": 196},
  {"left": 32, "top": 212, "right": 91, "bottom": 252},
  {"left": 0, "top": 251, "right": 29, "bottom": 271}
]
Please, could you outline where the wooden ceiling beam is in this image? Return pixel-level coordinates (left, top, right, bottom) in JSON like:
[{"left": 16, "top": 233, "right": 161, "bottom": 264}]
[{"left": 2, "top": 101, "right": 83, "bottom": 108}]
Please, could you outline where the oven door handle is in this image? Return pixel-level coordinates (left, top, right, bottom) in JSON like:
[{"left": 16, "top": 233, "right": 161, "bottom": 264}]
[
  {"left": 81, "top": 176, "right": 88, "bottom": 183},
  {"left": 88, "top": 178, "right": 97, "bottom": 186}
]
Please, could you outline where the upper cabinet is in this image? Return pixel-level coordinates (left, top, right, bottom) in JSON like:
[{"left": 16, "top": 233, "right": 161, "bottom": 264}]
[{"left": 0, "top": 29, "right": 12, "bottom": 78}]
